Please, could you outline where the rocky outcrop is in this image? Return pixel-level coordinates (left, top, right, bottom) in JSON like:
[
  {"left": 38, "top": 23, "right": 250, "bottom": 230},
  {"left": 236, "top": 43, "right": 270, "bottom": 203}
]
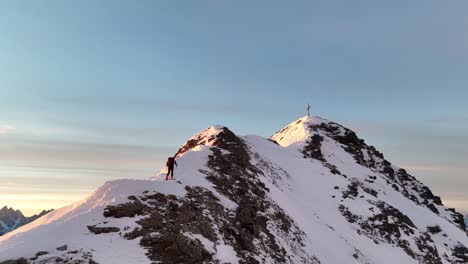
[
  {"left": 56, "top": 245, "right": 67, "bottom": 251},
  {"left": 450, "top": 244, "right": 468, "bottom": 263},
  {"left": 202, "top": 128, "right": 317, "bottom": 263},
  {"left": 0, "top": 248, "right": 98, "bottom": 264},
  {"left": 0, "top": 207, "right": 52, "bottom": 236},
  {"left": 116, "top": 187, "right": 220, "bottom": 264},
  {"left": 87, "top": 225, "right": 120, "bottom": 234},
  {"left": 304, "top": 121, "right": 462, "bottom": 231},
  {"left": 302, "top": 134, "right": 325, "bottom": 161},
  {"left": 103, "top": 197, "right": 145, "bottom": 218},
  {"left": 0, "top": 259, "right": 28, "bottom": 264},
  {"left": 99, "top": 127, "right": 319, "bottom": 264},
  {"left": 340, "top": 201, "right": 442, "bottom": 264}
]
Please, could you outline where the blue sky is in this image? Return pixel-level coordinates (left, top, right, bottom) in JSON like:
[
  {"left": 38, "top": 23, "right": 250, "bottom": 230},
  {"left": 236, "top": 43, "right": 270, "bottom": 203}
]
[{"left": 0, "top": 1, "right": 467, "bottom": 215}]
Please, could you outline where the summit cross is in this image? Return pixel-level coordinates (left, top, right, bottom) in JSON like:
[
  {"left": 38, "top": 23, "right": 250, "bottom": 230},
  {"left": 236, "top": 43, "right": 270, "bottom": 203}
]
[{"left": 306, "top": 103, "right": 311, "bottom": 117}]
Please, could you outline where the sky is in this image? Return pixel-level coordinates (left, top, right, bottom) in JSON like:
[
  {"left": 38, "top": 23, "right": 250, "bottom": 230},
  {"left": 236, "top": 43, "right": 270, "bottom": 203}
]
[{"left": 0, "top": 1, "right": 467, "bottom": 216}]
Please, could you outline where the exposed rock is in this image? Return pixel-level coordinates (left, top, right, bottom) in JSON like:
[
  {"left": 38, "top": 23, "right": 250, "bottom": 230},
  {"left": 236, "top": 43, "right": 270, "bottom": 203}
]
[
  {"left": 103, "top": 198, "right": 145, "bottom": 218},
  {"left": 0, "top": 207, "right": 52, "bottom": 236},
  {"left": 202, "top": 128, "right": 315, "bottom": 263},
  {"left": 302, "top": 134, "right": 325, "bottom": 161},
  {"left": 34, "top": 251, "right": 48, "bottom": 257},
  {"left": 306, "top": 121, "right": 465, "bottom": 232},
  {"left": 427, "top": 225, "right": 442, "bottom": 234},
  {"left": 236, "top": 204, "right": 257, "bottom": 235},
  {"left": 175, "top": 232, "right": 211, "bottom": 263},
  {"left": 121, "top": 187, "right": 218, "bottom": 263},
  {"left": 98, "top": 127, "right": 319, "bottom": 264},
  {"left": 451, "top": 243, "right": 468, "bottom": 263},
  {"left": 87, "top": 225, "right": 120, "bottom": 234},
  {"left": 56, "top": 245, "right": 68, "bottom": 251},
  {"left": 342, "top": 181, "right": 377, "bottom": 199},
  {"left": 339, "top": 200, "right": 443, "bottom": 264},
  {"left": 0, "top": 259, "right": 28, "bottom": 264},
  {"left": 21, "top": 248, "right": 98, "bottom": 264}
]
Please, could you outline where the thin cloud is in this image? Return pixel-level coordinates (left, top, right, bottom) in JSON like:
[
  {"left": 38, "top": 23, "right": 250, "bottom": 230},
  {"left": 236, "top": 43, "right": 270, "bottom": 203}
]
[
  {"left": 0, "top": 138, "right": 170, "bottom": 171},
  {"left": 443, "top": 199, "right": 468, "bottom": 215},
  {"left": 51, "top": 95, "right": 278, "bottom": 116},
  {"left": 402, "top": 164, "right": 468, "bottom": 173},
  {"left": 0, "top": 125, "right": 15, "bottom": 134}
]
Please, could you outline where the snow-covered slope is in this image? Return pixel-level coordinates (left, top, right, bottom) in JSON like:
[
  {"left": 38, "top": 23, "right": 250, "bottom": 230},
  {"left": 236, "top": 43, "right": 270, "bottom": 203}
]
[
  {"left": 0, "top": 206, "right": 51, "bottom": 236},
  {"left": 0, "top": 116, "right": 466, "bottom": 264}
]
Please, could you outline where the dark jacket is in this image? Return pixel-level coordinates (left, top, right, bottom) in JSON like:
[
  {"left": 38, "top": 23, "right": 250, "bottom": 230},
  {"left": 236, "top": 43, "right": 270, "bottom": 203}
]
[{"left": 166, "top": 157, "right": 177, "bottom": 167}]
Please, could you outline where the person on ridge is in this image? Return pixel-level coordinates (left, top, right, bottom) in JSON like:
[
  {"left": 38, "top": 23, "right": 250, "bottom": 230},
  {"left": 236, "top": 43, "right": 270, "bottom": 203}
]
[{"left": 166, "top": 156, "right": 178, "bottom": 181}]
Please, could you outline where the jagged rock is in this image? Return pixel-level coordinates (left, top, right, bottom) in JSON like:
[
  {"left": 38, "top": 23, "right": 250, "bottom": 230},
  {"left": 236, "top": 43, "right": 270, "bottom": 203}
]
[
  {"left": 29, "top": 251, "right": 49, "bottom": 261},
  {"left": 0, "top": 259, "right": 28, "bottom": 264},
  {"left": 56, "top": 245, "right": 68, "bottom": 251},
  {"left": 302, "top": 134, "right": 325, "bottom": 161},
  {"left": 87, "top": 225, "right": 120, "bottom": 234},
  {"left": 103, "top": 199, "right": 145, "bottom": 218},
  {"left": 35, "top": 251, "right": 48, "bottom": 257},
  {"left": 427, "top": 225, "right": 442, "bottom": 234},
  {"left": 451, "top": 243, "right": 468, "bottom": 263},
  {"left": 133, "top": 188, "right": 218, "bottom": 263},
  {"left": 0, "top": 207, "right": 52, "bottom": 236},
  {"left": 175, "top": 232, "right": 211, "bottom": 262},
  {"left": 236, "top": 204, "right": 257, "bottom": 235}
]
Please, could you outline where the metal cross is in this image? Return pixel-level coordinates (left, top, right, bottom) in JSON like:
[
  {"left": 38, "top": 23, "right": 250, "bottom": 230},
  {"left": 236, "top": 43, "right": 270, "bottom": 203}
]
[{"left": 306, "top": 103, "right": 311, "bottom": 117}]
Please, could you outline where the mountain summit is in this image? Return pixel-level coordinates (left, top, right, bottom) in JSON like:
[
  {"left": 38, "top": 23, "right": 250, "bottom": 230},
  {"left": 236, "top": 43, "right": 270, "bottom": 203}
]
[
  {"left": 0, "top": 116, "right": 466, "bottom": 264},
  {"left": 0, "top": 206, "right": 51, "bottom": 236}
]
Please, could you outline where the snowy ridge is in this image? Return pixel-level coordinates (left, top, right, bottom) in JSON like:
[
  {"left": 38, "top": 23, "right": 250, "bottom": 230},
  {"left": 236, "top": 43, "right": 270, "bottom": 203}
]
[
  {"left": 0, "top": 180, "right": 159, "bottom": 263},
  {"left": 0, "top": 116, "right": 466, "bottom": 264},
  {"left": 175, "top": 125, "right": 226, "bottom": 156}
]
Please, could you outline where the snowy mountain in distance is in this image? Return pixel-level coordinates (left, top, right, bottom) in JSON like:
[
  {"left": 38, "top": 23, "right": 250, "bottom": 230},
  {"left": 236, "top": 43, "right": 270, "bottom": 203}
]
[
  {"left": 0, "top": 116, "right": 467, "bottom": 264},
  {"left": 0, "top": 207, "right": 25, "bottom": 236},
  {"left": 0, "top": 206, "right": 51, "bottom": 236}
]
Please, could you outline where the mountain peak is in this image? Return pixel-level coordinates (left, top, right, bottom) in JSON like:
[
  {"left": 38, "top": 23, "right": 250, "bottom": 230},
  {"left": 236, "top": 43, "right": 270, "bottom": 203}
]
[
  {"left": 0, "top": 206, "right": 23, "bottom": 218},
  {"left": 0, "top": 206, "right": 14, "bottom": 212},
  {"left": 1, "top": 117, "right": 467, "bottom": 264},
  {"left": 289, "top": 115, "right": 329, "bottom": 126},
  {"left": 270, "top": 115, "right": 330, "bottom": 147},
  {"left": 0, "top": 206, "right": 52, "bottom": 236},
  {"left": 175, "top": 125, "right": 232, "bottom": 157}
]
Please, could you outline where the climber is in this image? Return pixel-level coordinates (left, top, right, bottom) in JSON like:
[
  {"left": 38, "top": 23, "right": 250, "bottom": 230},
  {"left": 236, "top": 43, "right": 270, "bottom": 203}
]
[{"left": 166, "top": 156, "right": 178, "bottom": 181}]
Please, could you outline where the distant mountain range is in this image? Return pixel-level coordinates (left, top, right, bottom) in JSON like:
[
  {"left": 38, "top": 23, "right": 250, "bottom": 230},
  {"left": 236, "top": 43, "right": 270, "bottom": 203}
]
[{"left": 0, "top": 206, "right": 52, "bottom": 236}]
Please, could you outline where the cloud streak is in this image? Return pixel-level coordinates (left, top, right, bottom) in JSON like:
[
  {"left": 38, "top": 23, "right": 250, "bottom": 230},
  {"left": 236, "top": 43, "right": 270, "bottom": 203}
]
[
  {"left": 0, "top": 125, "right": 15, "bottom": 134},
  {"left": 49, "top": 95, "right": 284, "bottom": 117},
  {"left": 443, "top": 199, "right": 468, "bottom": 215},
  {"left": 402, "top": 164, "right": 468, "bottom": 173}
]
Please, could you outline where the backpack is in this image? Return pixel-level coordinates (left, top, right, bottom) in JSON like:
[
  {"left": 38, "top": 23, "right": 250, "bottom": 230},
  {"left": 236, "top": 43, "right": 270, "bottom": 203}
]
[{"left": 166, "top": 157, "right": 175, "bottom": 167}]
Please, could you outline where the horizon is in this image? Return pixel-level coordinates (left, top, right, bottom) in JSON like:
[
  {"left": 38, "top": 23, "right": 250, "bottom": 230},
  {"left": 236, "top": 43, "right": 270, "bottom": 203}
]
[
  {"left": 1, "top": 1, "right": 467, "bottom": 217},
  {"left": 4, "top": 114, "right": 468, "bottom": 216}
]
